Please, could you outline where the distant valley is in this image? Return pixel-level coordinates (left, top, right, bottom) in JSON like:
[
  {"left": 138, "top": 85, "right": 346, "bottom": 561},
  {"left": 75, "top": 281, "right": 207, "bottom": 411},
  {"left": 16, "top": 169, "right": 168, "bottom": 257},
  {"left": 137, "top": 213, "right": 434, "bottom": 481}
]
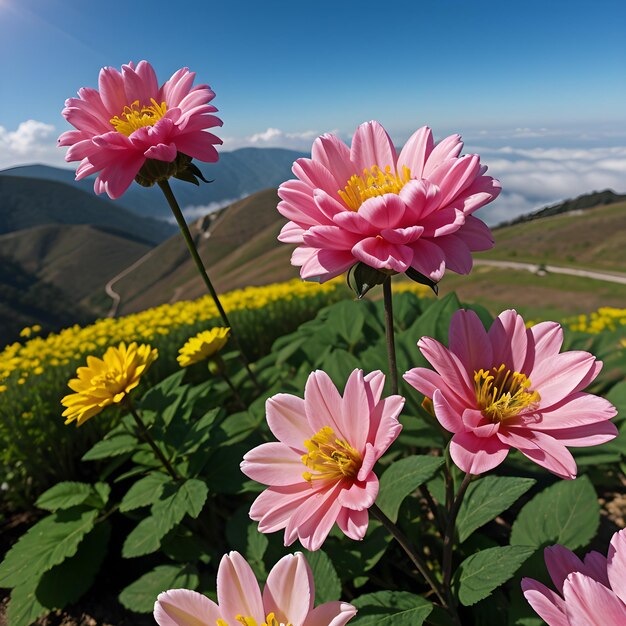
[{"left": 1, "top": 144, "right": 624, "bottom": 347}]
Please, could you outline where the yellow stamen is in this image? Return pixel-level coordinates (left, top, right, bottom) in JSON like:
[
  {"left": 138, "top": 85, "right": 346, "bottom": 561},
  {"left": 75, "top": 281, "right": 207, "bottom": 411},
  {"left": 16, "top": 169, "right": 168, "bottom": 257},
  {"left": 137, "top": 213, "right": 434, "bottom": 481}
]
[
  {"left": 474, "top": 364, "right": 540, "bottom": 422},
  {"left": 301, "top": 426, "right": 361, "bottom": 482},
  {"left": 110, "top": 99, "right": 167, "bottom": 136},
  {"left": 338, "top": 164, "right": 412, "bottom": 211},
  {"left": 217, "top": 613, "right": 291, "bottom": 626}
]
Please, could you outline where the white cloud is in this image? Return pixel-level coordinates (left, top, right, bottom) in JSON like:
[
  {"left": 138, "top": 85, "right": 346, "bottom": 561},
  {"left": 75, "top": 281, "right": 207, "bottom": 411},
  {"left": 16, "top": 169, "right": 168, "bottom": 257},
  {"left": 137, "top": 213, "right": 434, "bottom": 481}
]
[
  {"left": 221, "top": 127, "right": 322, "bottom": 152},
  {"left": 0, "top": 120, "right": 67, "bottom": 170},
  {"left": 169, "top": 197, "right": 245, "bottom": 224},
  {"left": 475, "top": 144, "right": 626, "bottom": 225}
]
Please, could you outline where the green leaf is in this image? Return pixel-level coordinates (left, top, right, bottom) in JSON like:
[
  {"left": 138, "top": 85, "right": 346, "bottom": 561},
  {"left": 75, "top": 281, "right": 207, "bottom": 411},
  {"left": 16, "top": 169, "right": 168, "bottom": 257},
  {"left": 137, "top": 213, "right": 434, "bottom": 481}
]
[
  {"left": 151, "top": 478, "right": 209, "bottom": 537},
  {"left": 119, "top": 564, "right": 199, "bottom": 613},
  {"left": 6, "top": 581, "right": 46, "bottom": 626},
  {"left": 330, "top": 300, "right": 365, "bottom": 347},
  {"left": 457, "top": 476, "right": 536, "bottom": 542},
  {"left": 351, "top": 590, "right": 433, "bottom": 625},
  {"left": 122, "top": 516, "right": 161, "bottom": 558},
  {"left": 303, "top": 550, "right": 341, "bottom": 603},
  {"left": 377, "top": 456, "right": 445, "bottom": 522},
  {"left": 36, "top": 522, "right": 111, "bottom": 608},
  {"left": 453, "top": 545, "right": 535, "bottom": 606},
  {"left": 510, "top": 476, "right": 599, "bottom": 550},
  {"left": 36, "top": 482, "right": 94, "bottom": 512},
  {"left": 82, "top": 433, "right": 137, "bottom": 461},
  {"left": 322, "top": 349, "right": 362, "bottom": 388},
  {"left": 0, "top": 508, "right": 98, "bottom": 588},
  {"left": 119, "top": 472, "right": 170, "bottom": 512}
]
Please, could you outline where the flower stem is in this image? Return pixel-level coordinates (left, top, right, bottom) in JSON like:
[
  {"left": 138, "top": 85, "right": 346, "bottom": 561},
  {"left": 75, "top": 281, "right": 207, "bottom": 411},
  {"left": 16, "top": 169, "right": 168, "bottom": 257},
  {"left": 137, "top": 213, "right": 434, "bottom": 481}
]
[
  {"left": 127, "top": 401, "right": 180, "bottom": 481},
  {"left": 370, "top": 503, "right": 448, "bottom": 609},
  {"left": 382, "top": 276, "right": 398, "bottom": 395},
  {"left": 158, "top": 179, "right": 260, "bottom": 392},
  {"left": 211, "top": 357, "right": 246, "bottom": 410},
  {"left": 442, "top": 472, "right": 472, "bottom": 612}
]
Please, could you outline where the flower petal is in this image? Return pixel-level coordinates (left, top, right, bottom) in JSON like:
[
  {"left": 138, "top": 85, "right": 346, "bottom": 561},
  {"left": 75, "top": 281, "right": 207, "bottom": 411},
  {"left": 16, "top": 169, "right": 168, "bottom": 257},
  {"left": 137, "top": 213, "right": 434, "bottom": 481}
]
[
  {"left": 154, "top": 589, "right": 222, "bottom": 626},
  {"left": 449, "top": 431, "right": 509, "bottom": 475},
  {"left": 217, "top": 552, "right": 264, "bottom": 624}
]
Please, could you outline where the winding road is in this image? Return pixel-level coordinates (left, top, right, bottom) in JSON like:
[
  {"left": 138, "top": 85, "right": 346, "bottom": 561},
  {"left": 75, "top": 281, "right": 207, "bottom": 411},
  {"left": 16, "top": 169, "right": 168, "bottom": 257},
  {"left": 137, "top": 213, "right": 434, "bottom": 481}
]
[{"left": 474, "top": 260, "right": 626, "bottom": 285}]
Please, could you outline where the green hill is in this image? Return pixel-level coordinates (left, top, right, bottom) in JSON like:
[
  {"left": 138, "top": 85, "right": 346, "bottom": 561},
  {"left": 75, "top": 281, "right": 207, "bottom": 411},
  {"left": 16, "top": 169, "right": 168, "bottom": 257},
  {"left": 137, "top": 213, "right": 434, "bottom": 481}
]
[
  {"left": 0, "top": 224, "right": 153, "bottom": 308},
  {"left": 0, "top": 175, "right": 174, "bottom": 244},
  {"left": 0, "top": 255, "right": 92, "bottom": 343},
  {"left": 113, "top": 188, "right": 297, "bottom": 314},
  {"left": 480, "top": 200, "right": 626, "bottom": 273}
]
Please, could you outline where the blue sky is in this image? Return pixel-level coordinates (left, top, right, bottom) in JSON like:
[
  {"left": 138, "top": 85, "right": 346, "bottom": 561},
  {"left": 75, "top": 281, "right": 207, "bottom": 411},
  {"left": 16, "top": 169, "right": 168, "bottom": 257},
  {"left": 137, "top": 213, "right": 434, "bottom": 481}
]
[{"left": 1, "top": 0, "right": 625, "bottom": 220}]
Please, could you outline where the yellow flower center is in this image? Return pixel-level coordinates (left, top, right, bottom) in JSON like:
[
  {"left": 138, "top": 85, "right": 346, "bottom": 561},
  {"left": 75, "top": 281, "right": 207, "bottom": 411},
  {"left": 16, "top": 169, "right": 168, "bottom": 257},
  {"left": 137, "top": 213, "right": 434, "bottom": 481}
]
[
  {"left": 216, "top": 613, "right": 291, "bottom": 626},
  {"left": 301, "top": 426, "right": 362, "bottom": 482},
  {"left": 474, "top": 364, "right": 541, "bottom": 422},
  {"left": 338, "top": 164, "right": 412, "bottom": 211},
  {"left": 110, "top": 99, "right": 167, "bottom": 136},
  {"left": 91, "top": 369, "right": 127, "bottom": 395}
]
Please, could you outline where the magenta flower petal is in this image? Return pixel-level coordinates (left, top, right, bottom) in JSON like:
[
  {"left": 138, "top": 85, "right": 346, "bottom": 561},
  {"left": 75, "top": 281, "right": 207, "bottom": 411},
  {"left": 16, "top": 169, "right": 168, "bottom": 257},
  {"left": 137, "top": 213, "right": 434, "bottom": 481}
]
[
  {"left": 303, "top": 601, "right": 359, "bottom": 626},
  {"left": 406, "top": 309, "right": 617, "bottom": 477},
  {"left": 154, "top": 588, "right": 223, "bottom": 626},
  {"left": 608, "top": 529, "right": 626, "bottom": 605},
  {"left": 521, "top": 578, "right": 569, "bottom": 626},
  {"left": 564, "top": 572, "right": 626, "bottom": 626},
  {"left": 242, "top": 369, "right": 403, "bottom": 550},
  {"left": 217, "top": 552, "right": 265, "bottom": 623},
  {"left": 277, "top": 121, "right": 498, "bottom": 282},
  {"left": 263, "top": 553, "right": 314, "bottom": 625},
  {"left": 449, "top": 431, "right": 509, "bottom": 474},
  {"left": 155, "top": 552, "right": 356, "bottom": 626},
  {"left": 60, "top": 60, "right": 221, "bottom": 199},
  {"left": 524, "top": 528, "right": 626, "bottom": 625}
]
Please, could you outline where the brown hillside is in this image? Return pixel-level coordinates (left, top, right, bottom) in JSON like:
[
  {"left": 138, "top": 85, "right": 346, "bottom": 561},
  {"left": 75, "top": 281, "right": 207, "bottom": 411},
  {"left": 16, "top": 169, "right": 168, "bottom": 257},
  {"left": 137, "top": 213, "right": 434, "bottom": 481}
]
[
  {"left": 0, "top": 224, "right": 152, "bottom": 309},
  {"left": 479, "top": 201, "right": 626, "bottom": 272},
  {"left": 114, "top": 189, "right": 297, "bottom": 314}
]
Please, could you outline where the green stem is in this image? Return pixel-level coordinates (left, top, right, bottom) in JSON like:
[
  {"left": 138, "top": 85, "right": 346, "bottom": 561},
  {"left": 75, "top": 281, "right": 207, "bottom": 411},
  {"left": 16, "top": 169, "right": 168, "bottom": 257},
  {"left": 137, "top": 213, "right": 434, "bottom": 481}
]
[
  {"left": 370, "top": 503, "right": 448, "bottom": 609},
  {"left": 127, "top": 401, "right": 180, "bottom": 481},
  {"left": 158, "top": 179, "right": 260, "bottom": 392},
  {"left": 442, "top": 473, "right": 472, "bottom": 612},
  {"left": 382, "top": 276, "right": 398, "bottom": 395},
  {"left": 212, "top": 357, "right": 246, "bottom": 410}
]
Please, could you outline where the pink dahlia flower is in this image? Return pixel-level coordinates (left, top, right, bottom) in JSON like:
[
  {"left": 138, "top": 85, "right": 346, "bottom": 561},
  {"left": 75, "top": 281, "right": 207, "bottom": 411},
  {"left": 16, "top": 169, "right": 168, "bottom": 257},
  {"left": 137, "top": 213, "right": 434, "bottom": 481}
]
[
  {"left": 277, "top": 120, "right": 500, "bottom": 283},
  {"left": 240, "top": 369, "right": 403, "bottom": 551},
  {"left": 154, "top": 551, "right": 356, "bottom": 626},
  {"left": 404, "top": 309, "right": 617, "bottom": 478},
  {"left": 521, "top": 528, "right": 626, "bottom": 625},
  {"left": 59, "top": 60, "right": 222, "bottom": 199}
]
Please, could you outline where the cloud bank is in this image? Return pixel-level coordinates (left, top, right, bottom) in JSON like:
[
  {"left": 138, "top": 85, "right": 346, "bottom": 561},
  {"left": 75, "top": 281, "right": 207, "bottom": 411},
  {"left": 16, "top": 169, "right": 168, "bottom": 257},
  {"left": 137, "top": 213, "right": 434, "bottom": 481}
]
[{"left": 1, "top": 120, "right": 624, "bottom": 225}]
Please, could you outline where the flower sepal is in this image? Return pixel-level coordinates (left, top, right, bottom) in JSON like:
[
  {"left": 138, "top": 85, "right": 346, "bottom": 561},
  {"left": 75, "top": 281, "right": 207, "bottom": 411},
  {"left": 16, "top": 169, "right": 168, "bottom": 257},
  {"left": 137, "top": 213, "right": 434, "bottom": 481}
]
[
  {"left": 347, "top": 262, "right": 390, "bottom": 298},
  {"left": 134, "top": 152, "right": 211, "bottom": 188},
  {"left": 405, "top": 267, "right": 439, "bottom": 295}
]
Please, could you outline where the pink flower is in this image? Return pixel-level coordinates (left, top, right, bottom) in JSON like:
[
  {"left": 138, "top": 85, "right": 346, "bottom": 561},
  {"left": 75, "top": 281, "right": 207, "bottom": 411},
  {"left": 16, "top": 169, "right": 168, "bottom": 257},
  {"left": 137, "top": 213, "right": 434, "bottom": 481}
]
[
  {"left": 240, "top": 369, "right": 403, "bottom": 551},
  {"left": 277, "top": 121, "right": 500, "bottom": 283},
  {"left": 404, "top": 309, "right": 617, "bottom": 478},
  {"left": 59, "top": 60, "right": 222, "bottom": 199},
  {"left": 521, "top": 528, "right": 626, "bottom": 625},
  {"left": 154, "top": 551, "right": 357, "bottom": 626}
]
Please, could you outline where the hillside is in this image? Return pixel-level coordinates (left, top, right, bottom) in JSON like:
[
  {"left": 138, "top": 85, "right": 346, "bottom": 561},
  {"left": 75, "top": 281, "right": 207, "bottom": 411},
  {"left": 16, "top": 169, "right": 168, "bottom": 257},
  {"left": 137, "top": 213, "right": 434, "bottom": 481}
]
[
  {"left": 113, "top": 189, "right": 297, "bottom": 314},
  {"left": 111, "top": 189, "right": 626, "bottom": 320},
  {"left": 0, "top": 224, "right": 153, "bottom": 308},
  {"left": 0, "top": 255, "right": 92, "bottom": 342},
  {"left": 480, "top": 200, "right": 626, "bottom": 273},
  {"left": 1, "top": 147, "right": 304, "bottom": 220},
  {"left": 0, "top": 175, "right": 175, "bottom": 244}
]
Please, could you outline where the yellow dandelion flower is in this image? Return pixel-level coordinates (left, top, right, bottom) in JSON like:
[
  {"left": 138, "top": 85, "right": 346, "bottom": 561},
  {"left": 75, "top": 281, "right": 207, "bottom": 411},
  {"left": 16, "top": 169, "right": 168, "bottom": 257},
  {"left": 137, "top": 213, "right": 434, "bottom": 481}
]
[
  {"left": 0, "top": 385, "right": 6, "bottom": 393},
  {"left": 177, "top": 327, "right": 231, "bottom": 367},
  {"left": 61, "top": 342, "right": 158, "bottom": 427}
]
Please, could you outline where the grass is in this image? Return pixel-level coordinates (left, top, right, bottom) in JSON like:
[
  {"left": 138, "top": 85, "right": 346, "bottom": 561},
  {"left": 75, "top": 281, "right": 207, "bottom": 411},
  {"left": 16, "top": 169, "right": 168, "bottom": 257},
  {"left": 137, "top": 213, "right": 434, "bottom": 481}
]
[
  {"left": 413, "top": 264, "right": 626, "bottom": 320},
  {"left": 478, "top": 202, "right": 626, "bottom": 273}
]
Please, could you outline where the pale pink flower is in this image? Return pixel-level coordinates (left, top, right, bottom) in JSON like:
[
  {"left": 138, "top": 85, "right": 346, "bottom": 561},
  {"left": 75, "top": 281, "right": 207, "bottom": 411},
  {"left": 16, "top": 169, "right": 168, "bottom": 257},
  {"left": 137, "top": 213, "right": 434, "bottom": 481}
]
[
  {"left": 404, "top": 309, "right": 617, "bottom": 478},
  {"left": 59, "top": 60, "right": 222, "bottom": 199},
  {"left": 154, "top": 551, "right": 356, "bottom": 626},
  {"left": 522, "top": 528, "right": 626, "bottom": 625},
  {"left": 277, "top": 121, "right": 500, "bottom": 283},
  {"left": 240, "top": 369, "right": 403, "bottom": 551}
]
